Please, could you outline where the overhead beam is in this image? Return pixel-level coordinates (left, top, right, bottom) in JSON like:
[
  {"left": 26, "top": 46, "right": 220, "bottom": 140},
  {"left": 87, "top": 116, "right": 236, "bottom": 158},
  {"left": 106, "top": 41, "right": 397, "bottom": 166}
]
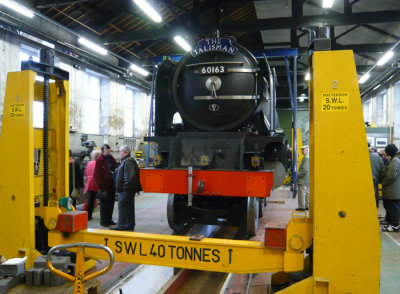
[
  {"left": 104, "top": 10, "right": 400, "bottom": 44},
  {"left": 216, "top": 10, "right": 400, "bottom": 33},
  {"left": 362, "top": 24, "right": 400, "bottom": 41},
  {"left": 296, "top": 43, "right": 396, "bottom": 56},
  {"left": 335, "top": 25, "right": 359, "bottom": 40},
  {"left": 35, "top": 0, "right": 94, "bottom": 9},
  {"left": 160, "top": 0, "right": 190, "bottom": 14}
]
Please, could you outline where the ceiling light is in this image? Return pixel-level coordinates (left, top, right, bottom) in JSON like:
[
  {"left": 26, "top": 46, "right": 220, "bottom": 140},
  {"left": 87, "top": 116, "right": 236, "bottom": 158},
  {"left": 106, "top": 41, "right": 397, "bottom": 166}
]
[
  {"left": 358, "top": 73, "right": 370, "bottom": 84},
  {"left": 174, "top": 35, "right": 192, "bottom": 52},
  {"left": 41, "top": 40, "right": 55, "bottom": 49},
  {"left": 322, "top": 0, "right": 334, "bottom": 8},
  {"left": 0, "top": 0, "right": 34, "bottom": 18},
  {"left": 304, "top": 72, "right": 310, "bottom": 81},
  {"left": 376, "top": 51, "right": 394, "bottom": 66},
  {"left": 78, "top": 37, "right": 108, "bottom": 55},
  {"left": 133, "top": 0, "right": 162, "bottom": 23},
  {"left": 373, "top": 84, "right": 381, "bottom": 91},
  {"left": 130, "top": 64, "right": 150, "bottom": 76}
]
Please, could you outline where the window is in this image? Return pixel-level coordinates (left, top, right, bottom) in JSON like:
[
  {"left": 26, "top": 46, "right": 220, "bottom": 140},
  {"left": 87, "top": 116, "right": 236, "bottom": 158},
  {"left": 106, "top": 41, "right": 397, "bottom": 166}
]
[
  {"left": 394, "top": 82, "right": 400, "bottom": 140},
  {"left": 173, "top": 112, "right": 183, "bottom": 124},
  {"left": 20, "top": 44, "right": 45, "bottom": 127},
  {"left": 133, "top": 91, "right": 148, "bottom": 137},
  {"left": 83, "top": 72, "right": 101, "bottom": 134},
  {"left": 124, "top": 87, "right": 134, "bottom": 137},
  {"left": 33, "top": 101, "right": 44, "bottom": 128},
  {"left": 20, "top": 44, "right": 43, "bottom": 81},
  {"left": 376, "top": 90, "right": 387, "bottom": 124},
  {"left": 20, "top": 44, "right": 39, "bottom": 65},
  {"left": 363, "top": 100, "right": 371, "bottom": 122}
]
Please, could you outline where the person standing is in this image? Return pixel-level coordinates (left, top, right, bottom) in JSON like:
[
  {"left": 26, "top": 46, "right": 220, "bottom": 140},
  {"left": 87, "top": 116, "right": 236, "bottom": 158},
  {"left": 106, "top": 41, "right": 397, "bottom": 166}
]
[
  {"left": 381, "top": 144, "right": 400, "bottom": 232},
  {"left": 296, "top": 145, "right": 309, "bottom": 211},
  {"left": 368, "top": 143, "right": 385, "bottom": 208},
  {"left": 69, "top": 150, "right": 83, "bottom": 208},
  {"left": 84, "top": 150, "right": 101, "bottom": 220},
  {"left": 94, "top": 144, "right": 118, "bottom": 227},
  {"left": 114, "top": 145, "right": 142, "bottom": 231}
]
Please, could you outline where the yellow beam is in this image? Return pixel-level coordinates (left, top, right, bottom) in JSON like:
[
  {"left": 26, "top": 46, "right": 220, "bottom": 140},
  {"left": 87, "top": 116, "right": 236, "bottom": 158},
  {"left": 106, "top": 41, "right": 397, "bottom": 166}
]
[{"left": 48, "top": 229, "right": 305, "bottom": 273}]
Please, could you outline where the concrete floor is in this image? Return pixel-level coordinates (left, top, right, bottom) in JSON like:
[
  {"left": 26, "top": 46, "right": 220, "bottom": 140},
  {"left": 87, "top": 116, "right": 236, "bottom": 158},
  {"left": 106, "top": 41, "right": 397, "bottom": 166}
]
[
  {"left": 378, "top": 202, "right": 400, "bottom": 294},
  {"left": 82, "top": 189, "right": 399, "bottom": 293}
]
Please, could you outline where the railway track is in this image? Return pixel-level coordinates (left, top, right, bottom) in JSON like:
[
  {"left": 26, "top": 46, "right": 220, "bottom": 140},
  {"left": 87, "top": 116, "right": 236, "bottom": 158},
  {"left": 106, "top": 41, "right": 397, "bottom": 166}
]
[{"left": 161, "top": 225, "right": 247, "bottom": 294}]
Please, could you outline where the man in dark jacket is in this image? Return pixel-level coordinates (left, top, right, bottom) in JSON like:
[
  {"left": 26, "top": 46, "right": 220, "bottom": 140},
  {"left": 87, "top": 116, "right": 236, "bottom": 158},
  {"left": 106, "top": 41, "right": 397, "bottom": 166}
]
[
  {"left": 114, "top": 145, "right": 142, "bottom": 231},
  {"left": 94, "top": 144, "right": 118, "bottom": 227},
  {"left": 368, "top": 143, "right": 385, "bottom": 208},
  {"left": 381, "top": 144, "right": 400, "bottom": 232}
]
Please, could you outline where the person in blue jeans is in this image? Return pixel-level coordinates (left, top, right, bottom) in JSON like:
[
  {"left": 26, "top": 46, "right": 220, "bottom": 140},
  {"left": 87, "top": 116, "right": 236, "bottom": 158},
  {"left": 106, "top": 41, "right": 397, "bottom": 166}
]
[{"left": 114, "top": 145, "right": 142, "bottom": 231}]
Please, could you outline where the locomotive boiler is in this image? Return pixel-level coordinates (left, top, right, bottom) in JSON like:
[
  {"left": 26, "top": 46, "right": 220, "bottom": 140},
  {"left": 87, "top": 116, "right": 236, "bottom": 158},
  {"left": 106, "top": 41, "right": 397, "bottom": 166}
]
[{"left": 141, "top": 37, "right": 288, "bottom": 236}]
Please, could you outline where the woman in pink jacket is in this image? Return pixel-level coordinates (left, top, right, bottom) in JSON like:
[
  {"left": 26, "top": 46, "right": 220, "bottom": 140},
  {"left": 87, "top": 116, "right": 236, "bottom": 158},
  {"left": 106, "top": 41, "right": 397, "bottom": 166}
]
[{"left": 84, "top": 150, "right": 102, "bottom": 220}]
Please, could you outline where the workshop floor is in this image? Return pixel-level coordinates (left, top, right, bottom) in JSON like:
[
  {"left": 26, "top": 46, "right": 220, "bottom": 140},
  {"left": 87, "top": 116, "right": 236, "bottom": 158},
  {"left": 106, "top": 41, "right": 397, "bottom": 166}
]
[
  {"left": 80, "top": 190, "right": 400, "bottom": 293},
  {"left": 378, "top": 203, "right": 400, "bottom": 294}
]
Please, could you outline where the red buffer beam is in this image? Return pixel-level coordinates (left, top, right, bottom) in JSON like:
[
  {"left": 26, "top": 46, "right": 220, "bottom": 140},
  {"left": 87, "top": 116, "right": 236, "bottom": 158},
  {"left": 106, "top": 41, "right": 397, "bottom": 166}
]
[{"left": 140, "top": 169, "right": 274, "bottom": 197}]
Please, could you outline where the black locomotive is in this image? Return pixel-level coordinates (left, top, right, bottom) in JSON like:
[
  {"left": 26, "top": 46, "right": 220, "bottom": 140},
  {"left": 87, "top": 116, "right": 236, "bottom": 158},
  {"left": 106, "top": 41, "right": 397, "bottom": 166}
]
[{"left": 145, "top": 37, "right": 287, "bottom": 235}]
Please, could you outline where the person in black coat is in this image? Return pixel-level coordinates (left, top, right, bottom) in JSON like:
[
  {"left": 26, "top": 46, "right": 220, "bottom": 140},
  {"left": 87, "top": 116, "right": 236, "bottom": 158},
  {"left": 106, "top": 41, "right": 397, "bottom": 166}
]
[
  {"left": 94, "top": 144, "right": 118, "bottom": 227},
  {"left": 114, "top": 145, "right": 142, "bottom": 231}
]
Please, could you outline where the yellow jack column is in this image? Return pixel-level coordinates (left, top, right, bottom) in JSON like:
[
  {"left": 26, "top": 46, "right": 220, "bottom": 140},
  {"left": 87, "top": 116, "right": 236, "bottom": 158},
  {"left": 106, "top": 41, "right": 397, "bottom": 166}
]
[
  {"left": 0, "top": 71, "right": 38, "bottom": 267},
  {"left": 0, "top": 70, "right": 69, "bottom": 268},
  {"left": 278, "top": 50, "right": 380, "bottom": 293}
]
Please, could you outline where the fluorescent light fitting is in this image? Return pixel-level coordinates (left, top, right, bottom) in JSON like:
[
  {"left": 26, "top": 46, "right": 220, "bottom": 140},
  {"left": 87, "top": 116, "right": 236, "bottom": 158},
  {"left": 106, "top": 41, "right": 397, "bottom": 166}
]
[
  {"left": 174, "top": 35, "right": 192, "bottom": 52},
  {"left": 322, "top": 0, "right": 334, "bottom": 8},
  {"left": 359, "top": 73, "right": 370, "bottom": 84},
  {"left": 41, "top": 40, "right": 55, "bottom": 49},
  {"left": 130, "top": 64, "right": 150, "bottom": 76},
  {"left": 373, "top": 84, "right": 381, "bottom": 91},
  {"left": 377, "top": 50, "right": 394, "bottom": 66},
  {"left": 0, "top": 0, "right": 34, "bottom": 18},
  {"left": 305, "top": 72, "right": 310, "bottom": 81},
  {"left": 78, "top": 37, "right": 107, "bottom": 55},
  {"left": 133, "top": 0, "right": 162, "bottom": 23}
]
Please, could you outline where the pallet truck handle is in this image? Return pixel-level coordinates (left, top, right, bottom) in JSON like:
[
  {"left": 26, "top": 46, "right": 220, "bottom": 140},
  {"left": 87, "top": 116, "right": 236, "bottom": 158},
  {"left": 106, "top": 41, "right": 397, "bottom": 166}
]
[{"left": 46, "top": 242, "right": 114, "bottom": 293}]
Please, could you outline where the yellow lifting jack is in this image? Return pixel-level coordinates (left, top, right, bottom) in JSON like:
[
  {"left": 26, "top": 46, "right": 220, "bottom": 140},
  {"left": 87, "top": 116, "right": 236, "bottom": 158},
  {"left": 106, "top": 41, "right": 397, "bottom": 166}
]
[{"left": 0, "top": 49, "right": 380, "bottom": 293}]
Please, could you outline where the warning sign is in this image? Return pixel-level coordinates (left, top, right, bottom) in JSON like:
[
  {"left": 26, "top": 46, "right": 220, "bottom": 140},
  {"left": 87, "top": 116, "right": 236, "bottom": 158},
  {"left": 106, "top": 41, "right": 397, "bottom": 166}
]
[
  {"left": 9, "top": 103, "right": 25, "bottom": 118},
  {"left": 321, "top": 92, "right": 349, "bottom": 112}
]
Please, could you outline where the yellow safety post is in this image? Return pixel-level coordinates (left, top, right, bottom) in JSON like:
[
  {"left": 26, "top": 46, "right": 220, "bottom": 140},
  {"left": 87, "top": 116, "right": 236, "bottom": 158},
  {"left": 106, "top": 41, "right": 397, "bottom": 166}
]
[{"left": 46, "top": 243, "right": 114, "bottom": 294}]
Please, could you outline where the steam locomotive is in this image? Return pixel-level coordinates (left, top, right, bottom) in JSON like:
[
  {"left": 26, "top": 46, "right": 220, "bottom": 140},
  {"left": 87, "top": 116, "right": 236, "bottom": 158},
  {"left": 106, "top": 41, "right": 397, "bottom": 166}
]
[{"left": 141, "top": 37, "right": 288, "bottom": 236}]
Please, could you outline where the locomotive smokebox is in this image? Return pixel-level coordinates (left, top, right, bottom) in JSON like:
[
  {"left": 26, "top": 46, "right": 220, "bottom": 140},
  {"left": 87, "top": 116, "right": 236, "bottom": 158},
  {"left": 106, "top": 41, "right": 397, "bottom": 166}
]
[{"left": 171, "top": 37, "right": 263, "bottom": 132}]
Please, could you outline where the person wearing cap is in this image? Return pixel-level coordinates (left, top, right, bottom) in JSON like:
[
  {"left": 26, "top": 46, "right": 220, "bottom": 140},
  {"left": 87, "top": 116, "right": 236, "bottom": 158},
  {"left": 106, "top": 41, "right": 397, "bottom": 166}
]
[
  {"left": 381, "top": 144, "right": 400, "bottom": 232},
  {"left": 296, "top": 145, "right": 309, "bottom": 211},
  {"left": 368, "top": 143, "right": 385, "bottom": 208}
]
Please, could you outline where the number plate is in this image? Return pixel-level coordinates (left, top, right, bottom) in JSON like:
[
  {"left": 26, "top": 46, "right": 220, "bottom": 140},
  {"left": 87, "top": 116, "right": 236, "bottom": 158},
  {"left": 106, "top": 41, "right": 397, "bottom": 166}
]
[{"left": 199, "top": 65, "right": 226, "bottom": 75}]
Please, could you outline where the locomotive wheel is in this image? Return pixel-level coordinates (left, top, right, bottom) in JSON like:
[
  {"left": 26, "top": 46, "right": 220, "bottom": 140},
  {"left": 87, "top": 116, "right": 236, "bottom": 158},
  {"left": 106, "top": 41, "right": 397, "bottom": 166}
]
[
  {"left": 247, "top": 197, "right": 259, "bottom": 237},
  {"left": 167, "top": 194, "right": 189, "bottom": 233}
]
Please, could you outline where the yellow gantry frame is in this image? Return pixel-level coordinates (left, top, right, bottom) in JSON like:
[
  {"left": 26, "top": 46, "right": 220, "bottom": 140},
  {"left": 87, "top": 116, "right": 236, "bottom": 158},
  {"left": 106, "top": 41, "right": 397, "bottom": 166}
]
[
  {"left": 48, "top": 51, "right": 379, "bottom": 293},
  {"left": 0, "top": 51, "right": 380, "bottom": 293},
  {"left": 0, "top": 70, "right": 69, "bottom": 268}
]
